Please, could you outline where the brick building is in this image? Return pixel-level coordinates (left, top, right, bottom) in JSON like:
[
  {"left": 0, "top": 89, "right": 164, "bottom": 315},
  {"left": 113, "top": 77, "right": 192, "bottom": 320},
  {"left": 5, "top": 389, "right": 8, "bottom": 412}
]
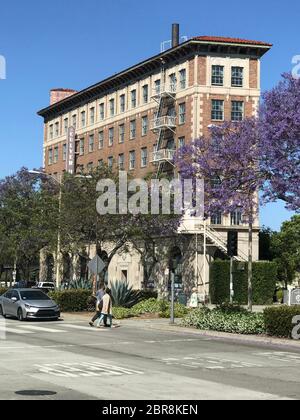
[{"left": 38, "top": 26, "right": 272, "bottom": 297}]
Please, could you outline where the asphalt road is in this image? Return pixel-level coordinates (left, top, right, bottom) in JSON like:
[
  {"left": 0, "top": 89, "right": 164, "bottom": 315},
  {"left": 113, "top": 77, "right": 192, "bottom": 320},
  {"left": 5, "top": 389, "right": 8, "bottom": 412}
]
[{"left": 0, "top": 316, "right": 299, "bottom": 400}]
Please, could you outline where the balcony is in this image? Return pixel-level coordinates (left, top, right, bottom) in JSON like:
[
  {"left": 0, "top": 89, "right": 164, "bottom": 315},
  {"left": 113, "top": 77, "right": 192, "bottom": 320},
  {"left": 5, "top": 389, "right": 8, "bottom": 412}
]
[
  {"left": 151, "top": 83, "right": 177, "bottom": 99},
  {"left": 150, "top": 116, "right": 176, "bottom": 132},
  {"left": 151, "top": 149, "right": 176, "bottom": 163}
]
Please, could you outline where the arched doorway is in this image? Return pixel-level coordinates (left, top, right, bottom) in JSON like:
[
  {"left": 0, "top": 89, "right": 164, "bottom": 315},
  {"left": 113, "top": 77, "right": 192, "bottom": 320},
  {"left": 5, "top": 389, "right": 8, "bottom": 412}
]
[{"left": 169, "top": 246, "right": 183, "bottom": 293}]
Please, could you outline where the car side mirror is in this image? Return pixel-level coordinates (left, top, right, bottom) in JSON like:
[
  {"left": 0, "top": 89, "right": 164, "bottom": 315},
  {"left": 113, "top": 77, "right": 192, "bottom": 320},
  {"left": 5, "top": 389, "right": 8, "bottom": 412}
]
[{"left": 11, "top": 297, "right": 18, "bottom": 303}]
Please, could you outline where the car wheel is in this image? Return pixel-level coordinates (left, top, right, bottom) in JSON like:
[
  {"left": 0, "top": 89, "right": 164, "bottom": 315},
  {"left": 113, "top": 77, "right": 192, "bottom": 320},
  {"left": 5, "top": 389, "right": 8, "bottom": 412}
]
[
  {"left": 17, "top": 308, "right": 25, "bottom": 322},
  {"left": 0, "top": 305, "right": 6, "bottom": 318}
]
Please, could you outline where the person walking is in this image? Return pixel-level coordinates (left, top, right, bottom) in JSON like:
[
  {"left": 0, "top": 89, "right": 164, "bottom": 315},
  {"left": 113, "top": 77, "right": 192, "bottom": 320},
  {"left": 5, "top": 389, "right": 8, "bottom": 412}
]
[
  {"left": 95, "top": 288, "right": 113, "bottom": 328},
  {"left": 89, "top": 284, "right": 106, "bottom": 327}
]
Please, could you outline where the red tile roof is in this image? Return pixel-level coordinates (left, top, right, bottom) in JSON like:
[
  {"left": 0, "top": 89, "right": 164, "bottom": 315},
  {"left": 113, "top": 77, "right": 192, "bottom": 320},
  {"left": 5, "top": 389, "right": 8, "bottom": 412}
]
[{"left": 193, "top": 36, "right": 272, "bottom": 47}]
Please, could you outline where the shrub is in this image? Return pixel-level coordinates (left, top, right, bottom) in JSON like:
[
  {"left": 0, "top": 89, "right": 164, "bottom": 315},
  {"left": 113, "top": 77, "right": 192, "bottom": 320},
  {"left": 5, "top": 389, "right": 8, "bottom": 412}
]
[
  {"left": 138, "top": 289, "right": 158, "bottom": 301},
  {"left": 0, "top": 288, "right": 8, "bottom": 296},
  {"left": 264, "top": 306, "right": 300, "bottom": 338},
  {"left": 159, "top": 302, "right": 190, "bottom": 319},
  {"left": 210, "top": 261, "right": 277, "bottom": 305},
  {"left": 216, "top": 302, "right": 249, "bottom": 314},
  {"left": 49, "top": 290, "right": 91, "bottom": 312},
  {"left": 181, "top": 308, "right": 265, "bottom": 335},
  {"left": 110, "top": 280, "right": 142, "bottom": 308},
  {"left": 112, "top": 307, "right": 132, "bottom": 319},
  {"left": 130, "top": 298, "right": 162, "bottom": 316}
]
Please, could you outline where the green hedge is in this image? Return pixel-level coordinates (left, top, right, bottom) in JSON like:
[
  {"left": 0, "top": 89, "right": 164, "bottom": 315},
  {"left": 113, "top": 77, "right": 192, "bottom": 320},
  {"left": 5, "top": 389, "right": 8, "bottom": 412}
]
[
  {"left": 49, "top": 290, "right": 92, "bottom": 312},
  {"left": 0, "top": 288, "right": 8, "bottom": 296},
  {"left": 182, "top": 308, "right": 265, "bottom": 335},
  {"left": 210, "top": 261, "right": 277, "bottom": 305},
  {"left": 264, "top": 306, "right": 300, "bottom": 338}
]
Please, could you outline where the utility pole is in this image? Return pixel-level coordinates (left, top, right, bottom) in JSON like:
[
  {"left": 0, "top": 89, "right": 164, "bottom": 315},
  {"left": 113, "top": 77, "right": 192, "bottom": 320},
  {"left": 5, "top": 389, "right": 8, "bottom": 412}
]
[{"left": 170, "top": 270, "right": 175, "bottom": 324}]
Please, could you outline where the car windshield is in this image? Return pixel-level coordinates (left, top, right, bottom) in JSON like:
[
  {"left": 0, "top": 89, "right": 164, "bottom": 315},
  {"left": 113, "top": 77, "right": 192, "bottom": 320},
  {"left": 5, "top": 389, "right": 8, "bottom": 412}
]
[
  {"left": 20, "top": 291, "right": 50, "bottom": 301},
  {"left": 42, "top": 283, "right": 55, "bottom": 288}
]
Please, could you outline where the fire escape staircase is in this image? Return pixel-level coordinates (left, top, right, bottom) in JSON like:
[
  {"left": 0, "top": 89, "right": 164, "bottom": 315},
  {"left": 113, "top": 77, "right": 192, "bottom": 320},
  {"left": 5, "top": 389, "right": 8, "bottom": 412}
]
[
  {"left": 178, "top": 218, "right": 248, "bottom": 262},
  {"left": 150, "top": 69, "right": 177, "bottom": 177}
]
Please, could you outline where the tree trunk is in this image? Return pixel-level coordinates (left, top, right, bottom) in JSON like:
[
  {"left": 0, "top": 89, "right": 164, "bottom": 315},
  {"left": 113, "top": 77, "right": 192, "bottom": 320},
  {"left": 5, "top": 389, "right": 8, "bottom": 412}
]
[{"left": 248, "top": 219, "right": 253, "bottom": 312}]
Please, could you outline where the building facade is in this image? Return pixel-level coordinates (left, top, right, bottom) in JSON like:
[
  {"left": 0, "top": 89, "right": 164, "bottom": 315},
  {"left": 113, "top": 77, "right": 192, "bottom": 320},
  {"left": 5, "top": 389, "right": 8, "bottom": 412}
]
[{"left": 38, "top": 30, "right": 272, "bottom": 297}]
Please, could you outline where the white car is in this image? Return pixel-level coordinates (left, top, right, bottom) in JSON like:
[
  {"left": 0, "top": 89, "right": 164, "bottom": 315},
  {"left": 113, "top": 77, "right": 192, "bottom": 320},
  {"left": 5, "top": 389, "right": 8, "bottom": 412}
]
[{"left": 35, "top": 282, "right": 56, "bottom": 291}]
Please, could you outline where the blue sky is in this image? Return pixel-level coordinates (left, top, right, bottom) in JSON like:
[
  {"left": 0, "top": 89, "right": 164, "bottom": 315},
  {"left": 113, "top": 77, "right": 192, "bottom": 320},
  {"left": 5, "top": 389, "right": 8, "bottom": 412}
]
[{"left": 0, "top": 0, "right": 298, "bottom": 231}]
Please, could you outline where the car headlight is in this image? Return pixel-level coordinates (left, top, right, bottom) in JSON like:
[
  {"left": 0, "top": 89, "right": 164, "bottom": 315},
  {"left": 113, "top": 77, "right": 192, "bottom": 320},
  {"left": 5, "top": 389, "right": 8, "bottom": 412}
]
[{"left": 25, "top": 304, "right": 31, "bottom": 310}]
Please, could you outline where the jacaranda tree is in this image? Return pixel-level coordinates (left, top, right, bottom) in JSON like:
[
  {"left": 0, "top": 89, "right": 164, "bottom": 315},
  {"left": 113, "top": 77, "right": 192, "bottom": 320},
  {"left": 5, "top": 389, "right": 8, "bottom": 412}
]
[
  {"left": 176, "top": 119, "right": 261, "bottom": 311},
  {"left": 260, "top": 73, "right": 300, "bottom": 212}
]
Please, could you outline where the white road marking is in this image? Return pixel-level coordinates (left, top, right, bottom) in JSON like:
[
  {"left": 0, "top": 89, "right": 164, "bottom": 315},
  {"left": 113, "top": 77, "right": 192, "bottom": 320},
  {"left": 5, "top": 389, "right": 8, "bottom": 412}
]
[
  {"left": 35, "top": 361, "right": 144, "bottom": 378},
  {"left": 0, "top": 326, "right": 33, "bottom": 335},
  {"left": 61, "top": 324, "right": 109, "bottom": 332},
  {"left": 19, "top": 325, "right": 66, "bottom": 333}
]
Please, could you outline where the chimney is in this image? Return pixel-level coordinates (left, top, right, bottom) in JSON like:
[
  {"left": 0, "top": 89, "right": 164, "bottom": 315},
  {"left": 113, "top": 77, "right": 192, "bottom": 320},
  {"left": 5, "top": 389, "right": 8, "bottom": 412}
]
[
  {"left": 50, "top": 88, "right": 78, "bottom": 105},
  {"left": 172, "top": 23, "right": 180, "bottom": 48}
]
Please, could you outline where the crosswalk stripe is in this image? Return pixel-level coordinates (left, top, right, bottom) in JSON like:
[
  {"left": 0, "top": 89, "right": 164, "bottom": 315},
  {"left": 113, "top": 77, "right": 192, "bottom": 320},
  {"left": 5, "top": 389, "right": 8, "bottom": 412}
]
[
  {"left": 0, "top": 326, "right": 33, "bottom": 335},
  {"left": 62, "top": 324, "right": 109, "bottom": 332},
  {"left": 19, "top": 325, "right": 66, "bottom": 333}
]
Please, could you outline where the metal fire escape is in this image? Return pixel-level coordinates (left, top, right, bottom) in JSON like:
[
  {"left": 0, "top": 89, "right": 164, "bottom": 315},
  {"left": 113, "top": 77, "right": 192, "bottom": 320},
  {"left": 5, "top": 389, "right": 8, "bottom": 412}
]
[{"left": 150, "top": 67, "right": 177, "bottom": 178}]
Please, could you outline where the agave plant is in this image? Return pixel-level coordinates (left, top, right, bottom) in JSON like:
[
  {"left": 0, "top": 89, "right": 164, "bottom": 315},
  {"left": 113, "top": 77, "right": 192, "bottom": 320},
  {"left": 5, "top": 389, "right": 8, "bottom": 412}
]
[
  {"left": 110, "top": 280, "right": 142, "bottom": 308},
  {"left": 59, "top": 278, "right": 93, "bottom": 291}
]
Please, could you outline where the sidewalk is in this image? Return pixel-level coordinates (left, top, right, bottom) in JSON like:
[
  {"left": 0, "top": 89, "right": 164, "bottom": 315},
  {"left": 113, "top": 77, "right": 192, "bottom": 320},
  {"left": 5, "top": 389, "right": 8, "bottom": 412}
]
[{"left": 62, "top": 312, "right": 300, "bottom": 351}]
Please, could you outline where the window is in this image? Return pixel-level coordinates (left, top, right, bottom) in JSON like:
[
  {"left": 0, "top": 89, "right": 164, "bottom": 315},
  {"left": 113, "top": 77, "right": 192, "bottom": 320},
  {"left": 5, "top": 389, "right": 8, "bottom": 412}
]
[
  {"left": 49, "top": 124, "right": 54, "bottom": 140},
  {"left": 211, "top": 212, "right": 222, "bottom": 225},
  {"left": 98, "top": 131, "right": 104, "bottom": 149},
  {"left": 129, "top": 150, "right": 136, "bottom": 170},
  {"left": 119, "top": 124, "right": 125, "bottom": 143},
  {"left": 90, "top": 107, "right": 95, "bottom": 125},
  {"left": 142, "top": 85, "right": 149, "bottom": 103},
  {"left": 48, "top": 149, "right": 53, "bottom": 165},
  {"left": 109, "top": 127, "right": 114, "bottom": 146},
  {"left": 231, "top": 210, "right": 243, "bottom": 226},
  {"left": 130, "top": 120, "right": 136, "bottom": 139},
  {"left": 131, "top": 90, "right": 137, "bottom": 108},
  {"left": 231, "top": 101, "right": 244, "bottom": 122},
  {"left": 179, "top": 69, "right": 186, "bottom": 89},
  {"left": 212, "top": 65, "right": 224, "bottom": 86},
  {"left": 169, "top": 73, "right": 176, "bottom": 89},
  {"left": 120, "top": 94, "right": 126, "bottom": 113},
  {"left": 81, "top": 111, "right": 86, "bottom": 127},
  {"left": 142, "top": 116, "right": 148, "bottom": 136},
  {"left": 79, "top": 138, "right": 85, "bottom": 155},
  {"left": 87, "top": 162, "right": 93, "bottom": 172},
  {"left": 178, "top": 136, "right": 185, "bottom": 149},
  {"left": 64, "top": 118, "right": 69, "bottom": 134},
  {"left": 109, "top": 99, "right": 115, "bottom": 117},
  {"left": 99, "top": 103, "right": 105, "bottom": 121},
  {"left": 98, "top": 159, "right": 103, "bottom": 167},
  {"left": 54, "top": 146, "right": 59, "bottom": 163},
  {"left": 77, "top": 164, "right": 84, "bottom": 174},
  {"left": 88, "top": 134, "right": 94, "bottom": 152},
  {"left": 55, "top": 122, "right": 59, "bottom": 137},
  {"left": 212, "top": 100, "right": 224, "bottom": 121},
  {"left": 118, "top": 154, "right": 125, "bottom": 170},
  {"left": 232, "top": 67, "right": 244, "bottom": 87},
  {"left": 108, "top": 156, "right": 113, "bottom": 169},
  {"left": 179, "top": 103, "right": 186, "bottom": 124},
  {"left": 155, "top": 79, "right": 161, "bottom": 94},
  {"left": 63, "top": 143, "right": 67, "bottom": 161},
  {"left": 141, "top": 147, "right": 148, "bottom": 168},
  {"left": 72, "top": 114, "right": 77, "bottom": 128}
]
